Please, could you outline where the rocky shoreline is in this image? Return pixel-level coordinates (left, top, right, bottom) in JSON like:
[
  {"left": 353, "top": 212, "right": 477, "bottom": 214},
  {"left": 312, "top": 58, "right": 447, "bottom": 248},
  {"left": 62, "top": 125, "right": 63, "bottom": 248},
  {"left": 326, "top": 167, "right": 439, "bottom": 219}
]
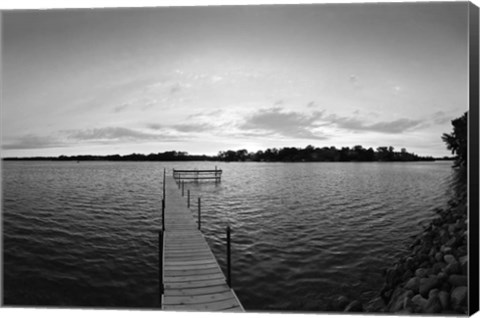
[
  {"left": 330, "top": 188, "right": 468, "bottom": 314},
  {"left": 377, "top": 190, "right": 468, "bottom": 314}
]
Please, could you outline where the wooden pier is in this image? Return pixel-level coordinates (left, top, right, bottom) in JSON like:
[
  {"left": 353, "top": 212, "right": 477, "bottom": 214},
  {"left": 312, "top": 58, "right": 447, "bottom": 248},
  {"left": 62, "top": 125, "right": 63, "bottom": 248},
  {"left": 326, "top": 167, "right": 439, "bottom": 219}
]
[
  {"left": 173, "top": 168, "right": 222, "bottom": 182},
  {"left": 161, "top": 175, "right": 243, "bottom": 312}
]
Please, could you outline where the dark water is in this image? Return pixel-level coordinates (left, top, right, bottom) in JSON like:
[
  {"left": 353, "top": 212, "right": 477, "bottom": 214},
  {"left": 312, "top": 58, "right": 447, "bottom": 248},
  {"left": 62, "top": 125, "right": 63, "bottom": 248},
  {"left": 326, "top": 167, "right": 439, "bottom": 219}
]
[{"left": 2, "top": 161, "right": 458, "bottom": 310}]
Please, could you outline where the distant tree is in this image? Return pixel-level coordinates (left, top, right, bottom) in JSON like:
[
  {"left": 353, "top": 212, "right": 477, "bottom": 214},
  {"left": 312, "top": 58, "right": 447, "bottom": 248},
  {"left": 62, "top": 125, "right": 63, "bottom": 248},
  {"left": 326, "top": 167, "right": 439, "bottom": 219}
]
[
  {"left": 376, "top": 147, "right": 389, "bottom": 161},
  {"left": 442, "top": 111, "right": 468, "bottom": 167}
]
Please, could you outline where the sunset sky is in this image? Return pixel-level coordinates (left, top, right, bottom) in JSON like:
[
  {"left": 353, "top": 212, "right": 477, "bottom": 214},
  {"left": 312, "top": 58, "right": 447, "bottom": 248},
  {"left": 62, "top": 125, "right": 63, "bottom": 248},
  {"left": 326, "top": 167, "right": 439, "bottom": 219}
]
[{"left": 2, "top": 2, "right": 469, "bottom": 157}]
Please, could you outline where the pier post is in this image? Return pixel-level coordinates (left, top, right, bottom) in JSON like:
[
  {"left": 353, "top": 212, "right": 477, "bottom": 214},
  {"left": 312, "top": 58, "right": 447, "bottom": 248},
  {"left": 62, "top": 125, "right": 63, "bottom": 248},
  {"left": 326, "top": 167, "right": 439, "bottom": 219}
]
[
  {"left": 182, "top": 181, "right": 185, "bottom": 196},
  {"left": 226, "top": 226, "right": 232, "bottom": 288},
  {"left": 159, "top": 230, "right": 164, "bottom": 305},
  {"left": 163, "top": 168, "right": 166, "bottom": 202},
  {"left": 198, "top": 197, "right": 201, "bottom": 230},
  {"left": 162, "top": 199, "right": 165, "bottom": 232},
  {"left": 187, "top": 190, "right": 190, "bottom": 208}
]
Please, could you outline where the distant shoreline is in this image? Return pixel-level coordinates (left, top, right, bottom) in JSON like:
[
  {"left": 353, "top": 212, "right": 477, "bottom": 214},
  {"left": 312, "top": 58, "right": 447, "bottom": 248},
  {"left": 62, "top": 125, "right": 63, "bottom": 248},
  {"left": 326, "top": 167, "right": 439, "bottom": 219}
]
[
  {"left": 1, "top": 146, "right": 455, "bottom": 163},
  {"left": 2, "top": 156, "right": 454, "bottom": 163}
]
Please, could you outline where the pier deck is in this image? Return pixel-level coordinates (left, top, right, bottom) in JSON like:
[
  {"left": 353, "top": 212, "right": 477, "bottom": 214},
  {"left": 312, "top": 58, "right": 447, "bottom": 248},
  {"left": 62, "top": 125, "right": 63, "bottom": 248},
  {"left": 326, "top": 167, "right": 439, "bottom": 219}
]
[{"left": 162, "top": 176, "right": 243, "bottom": 312}]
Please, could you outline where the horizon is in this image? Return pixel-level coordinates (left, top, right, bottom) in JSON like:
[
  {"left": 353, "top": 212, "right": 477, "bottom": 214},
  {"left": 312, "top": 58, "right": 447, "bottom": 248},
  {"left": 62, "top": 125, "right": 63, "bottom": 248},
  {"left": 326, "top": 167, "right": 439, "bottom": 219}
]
[
  {"left": 2, "top": 3, "right": 469, "bottom": 158},
  {"left": 1, "top": 143, "right": 454, "bottom": 159}
]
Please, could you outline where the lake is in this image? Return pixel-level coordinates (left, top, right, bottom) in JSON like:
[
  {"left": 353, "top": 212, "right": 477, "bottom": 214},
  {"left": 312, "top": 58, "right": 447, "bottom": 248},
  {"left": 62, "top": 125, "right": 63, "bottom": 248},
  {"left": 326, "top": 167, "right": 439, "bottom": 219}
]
[{"left": 2, "top": 161, "right": 458, "bottom": 310}]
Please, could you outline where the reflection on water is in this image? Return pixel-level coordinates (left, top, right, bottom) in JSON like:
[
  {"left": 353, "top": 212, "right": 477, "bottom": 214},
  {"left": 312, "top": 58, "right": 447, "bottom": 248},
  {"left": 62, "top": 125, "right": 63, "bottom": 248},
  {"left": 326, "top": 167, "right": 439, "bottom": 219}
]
[{"left": 2, "top": 161, "right": 459, "bottom": 310}]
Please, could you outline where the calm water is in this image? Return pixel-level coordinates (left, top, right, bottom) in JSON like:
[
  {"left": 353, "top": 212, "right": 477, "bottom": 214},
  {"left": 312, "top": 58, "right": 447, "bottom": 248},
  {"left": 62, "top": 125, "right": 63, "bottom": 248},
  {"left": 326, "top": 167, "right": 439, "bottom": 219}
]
[{"left": 2, "top": 161, "right": 458, "bottom": 310}]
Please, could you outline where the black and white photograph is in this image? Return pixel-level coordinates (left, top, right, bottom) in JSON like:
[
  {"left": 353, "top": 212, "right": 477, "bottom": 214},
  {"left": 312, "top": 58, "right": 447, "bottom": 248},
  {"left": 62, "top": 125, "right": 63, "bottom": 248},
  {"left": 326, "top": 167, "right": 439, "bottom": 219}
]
[{"left": 1, "top": 0, "right": 479, "bottom": 316}]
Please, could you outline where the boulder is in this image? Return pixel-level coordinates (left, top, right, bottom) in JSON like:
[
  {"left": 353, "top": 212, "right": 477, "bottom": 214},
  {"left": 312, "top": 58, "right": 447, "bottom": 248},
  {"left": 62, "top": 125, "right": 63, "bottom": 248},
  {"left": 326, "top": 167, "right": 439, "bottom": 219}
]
[
  {"left": 434, "top": 252, "right": 443, "bottom": 262},
  {"left": 415, "top": 268, "right": 428, "bottom": 278},
  {"left": 404, "top": 277, "right": 420, "bottom": 293},
  {"left": 449, "top": 275, "right": 468, "bottom": 287},
  {"left": 445, "top": 261, "right": 461, "bottom": 275},
  {"left": 442, "top": 246, "right": 452, "bottom": 254},
  {"left": 425, "top": 296, "right": 443, "bottom": 313},
  {"left": 411, "top": 294, "right": 428, "bottom": 311},
  {"left": 450, "top": 286, "right": 468, "bottom": 311},
  {"left": 444, "top": 254, "right": 456, "bottom": 264},
  {"left": 419, "top": 276, "right": 441, "bottom": 297},
  {"left": 438, "top": 290, "right": 450, "bottom": 310},
  {"left": 428, "top": 289, "right": 439, "bottom": 298},
  {"left": 432, "top": 262, "right": 446, "bottom": 274}
]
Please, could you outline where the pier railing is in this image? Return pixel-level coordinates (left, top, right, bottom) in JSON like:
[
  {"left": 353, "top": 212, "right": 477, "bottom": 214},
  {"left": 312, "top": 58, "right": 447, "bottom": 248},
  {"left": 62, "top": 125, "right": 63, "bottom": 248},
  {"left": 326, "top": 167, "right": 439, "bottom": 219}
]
[{"left": 173, "top": 168, "right": 222, "bottom": 182}]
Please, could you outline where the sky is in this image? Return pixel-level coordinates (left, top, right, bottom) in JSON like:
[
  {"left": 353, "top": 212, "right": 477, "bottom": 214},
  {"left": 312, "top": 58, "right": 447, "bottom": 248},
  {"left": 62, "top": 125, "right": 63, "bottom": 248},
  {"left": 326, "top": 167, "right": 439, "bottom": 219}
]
[{"left": 1, "top": 2, "right": 470, "bottom": 157}]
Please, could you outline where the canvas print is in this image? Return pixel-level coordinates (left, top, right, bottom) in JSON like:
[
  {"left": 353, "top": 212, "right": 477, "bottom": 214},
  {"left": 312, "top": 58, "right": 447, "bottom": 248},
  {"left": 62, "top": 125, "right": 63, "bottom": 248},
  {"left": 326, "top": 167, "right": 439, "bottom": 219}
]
[{"left": 1, "top": 2, "right": 478, "bottom": 315}]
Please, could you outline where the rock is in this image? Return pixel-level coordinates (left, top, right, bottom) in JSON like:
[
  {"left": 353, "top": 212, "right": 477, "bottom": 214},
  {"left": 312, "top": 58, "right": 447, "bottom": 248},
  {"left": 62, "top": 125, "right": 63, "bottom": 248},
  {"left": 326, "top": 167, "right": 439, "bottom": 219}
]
[
  {"left": 412, "top": 294, "right": 428, "bottom": 311},
  {"left": 434, "top": 252, "right": 443, "bottom": 262},
  {"left": 432, "top": 262, "right": 446, "bottom": 274},
  {"left": 442, "top": 246, "right": 452, "bottom": 254},
  {"left": 444, "top": 254, "right": 456, "bottom": 264},
  {"left": 415, "top": 268, "right": 428, "bottom": 278},
  {"left": 428, "top": 289, "right": 439, "bottom": 298},
  {"left": 449, "top": 275, "right": 468, "bottom": 287},
  {"left": 438, "top": 290, "right": 450, "bottom": 310},
  {"left": 450, "top": 286, "right": 468, "bottom": 311},
  {"left": 425, "top": 296, "right": 443, "bottom": 313},
  {"left": 419, "top": 276, "right": 441, "bottom": 297},
  {"left": 344, "top": 300, "right": 363, "bottom": 312},
  {"left": 333, "top": 295, "right": 350, "bottom": 310},
  {"left": 445, "top": 261, "right": 461, "bottom": 275},
  {"left": 404, "top": 277, "right": 420, "bottom": 293}
]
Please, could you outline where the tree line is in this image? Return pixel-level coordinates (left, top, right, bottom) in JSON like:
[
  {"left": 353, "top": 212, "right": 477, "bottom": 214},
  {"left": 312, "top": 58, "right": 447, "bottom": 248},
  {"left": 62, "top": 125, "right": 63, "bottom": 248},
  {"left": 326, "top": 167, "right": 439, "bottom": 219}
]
[
  {"left": 217, "top": 145, "right": 436, "bottom": 162},
  {"left": 3, "top": 146, "right": 442, "bottom": 162}
]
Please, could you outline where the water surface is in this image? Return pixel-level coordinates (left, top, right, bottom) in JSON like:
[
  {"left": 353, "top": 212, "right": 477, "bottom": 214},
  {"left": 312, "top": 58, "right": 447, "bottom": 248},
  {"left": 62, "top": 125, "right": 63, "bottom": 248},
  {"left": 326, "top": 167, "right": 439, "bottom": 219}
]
[{"left": 2, "top": 161, "right": 456, "bottom": 310}]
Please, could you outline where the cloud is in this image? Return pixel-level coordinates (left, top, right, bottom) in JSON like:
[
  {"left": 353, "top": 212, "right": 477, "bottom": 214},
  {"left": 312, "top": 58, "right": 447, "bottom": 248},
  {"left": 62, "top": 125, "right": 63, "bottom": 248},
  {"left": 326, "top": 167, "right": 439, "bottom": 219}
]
[
  {"left": 147, "top": 122, "right": 214, "bottom": 134},
  {"left": 327, "top": 115, "right": 423, "bottom": 133},
  {"left": 147, "top": 123, "right": 163, "bottom": 130},
  {"left": 3, "top": 127, "right": 182, "bottom": 151},
  {"left": 66, "top": 127, "right": 178, "bottom": 142},
  {"left": 2, "top": 134, "right": 65, "bottom": 150},
  {"left": 171, "top": 123, "right": 213, "bottom": 133},
  {"left": 186, "top": 109, "right": 224, "bottom": 120},
  {"left": 113, "top": 103, "right": 130, "bottom": 113},
  {"left": 432, "top": 111, "right": 451, "bottom": 125},
  {"left": 240, "top": 107, "right": 327, "bottom": 140}
]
